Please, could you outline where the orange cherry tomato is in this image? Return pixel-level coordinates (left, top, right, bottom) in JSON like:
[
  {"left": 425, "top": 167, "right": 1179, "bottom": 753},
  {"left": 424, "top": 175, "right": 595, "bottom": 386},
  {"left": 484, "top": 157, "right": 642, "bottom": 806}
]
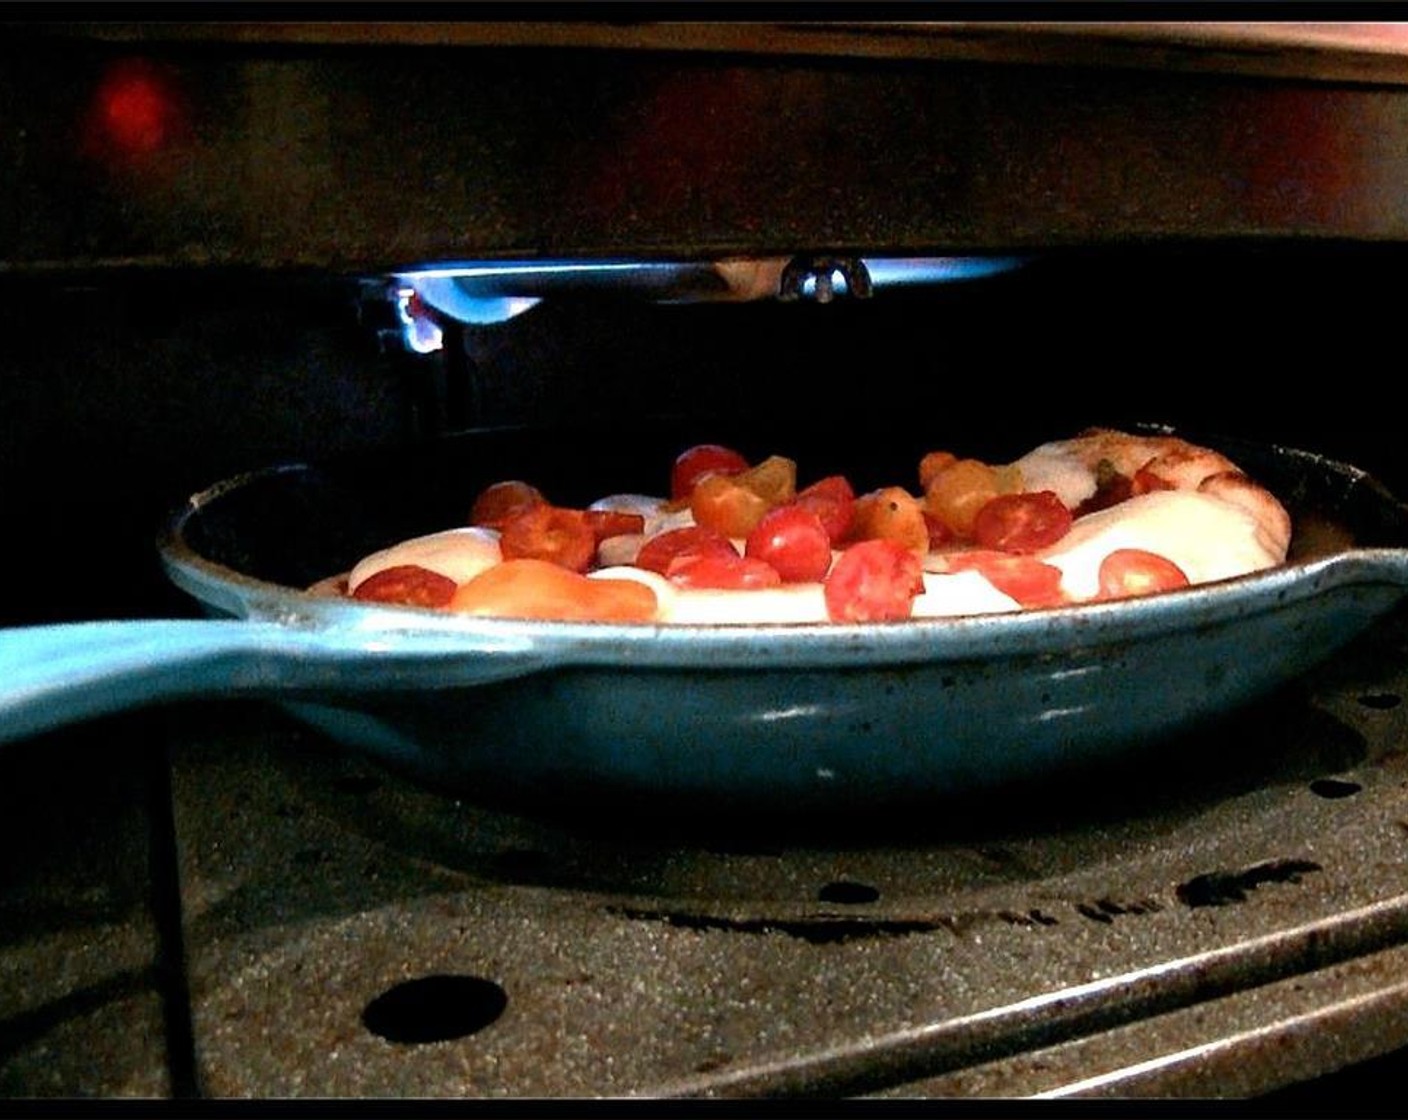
[
  {"left": 671, "top": 444, "right": 749, "bottom": 501},
  {"left": 449, "top": 559, "right": 658, "bottom": 622},
  {"left": 734, "top": 455, "right": 798, "bottom": 507},
  {"left": 470, "top": 480, "right": 546, "bottom": 529},
  {"left": 850, "top": 487, "right": 929, "bottom": 554},
  {"left": 497, "top": 505, "right": 596, "bottom": 573},
  {"left": 691, "top": 473, "right": 770, "bottom": 538},
  {"left": 745, "top": 505, "right": 833, "bottom": 583},
  {"left": 923, "top": 459, "right": 1002, "bottom": 538},
  {"left": 351, "top": 564, "right": 457, "bottom": 609},
  {"left": 823, "top": 539, "right": 925, "bottom": 623},
  {"left": 635, "top": 526, "right": 738, "bottom": 576},
  {"left": 667, "top": 552, "right": 783, "bottom": 590},
  {"left": 795, "top": 475, "right": 856, "bottom": 543},
  {"left": 1097, "top": 549, "right": 1190, "bottom": 600},
  {"left": 971, "top": 491, "right": 1073, "bottom": 553},
  {"left": 942, "top": 550, "right": 1068, "bottom": 609},
  {"left": 918, "top": 450, "right": 959, "bottom": 492}
]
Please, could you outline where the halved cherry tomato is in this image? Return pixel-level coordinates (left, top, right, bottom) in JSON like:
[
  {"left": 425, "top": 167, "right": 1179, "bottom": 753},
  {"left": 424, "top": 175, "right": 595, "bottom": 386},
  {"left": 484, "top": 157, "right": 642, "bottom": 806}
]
[
  {"left": 582, "top": 509, "right": 646, "bottom": 543},
  {"left": 823, "top": 539, "right": 925, "bottom": 623},
  {"left": 635, "top": 525, "right": 738, "bottom": 576},
  {"left": 691, "top": 473, "right": 770, "bottom": 538},
  {"left": 971, "top": 490, "right": 1073, "bottom": 554},
  {"left": 745, "top": 505, "right": 833, "bottom": 583},
  {"left": 351, "top": 564, "right": 457, "bottom": 609},
  {"left": 1097, "top": 549, "right": 1190, "bottom": 599},
  {"left": 671, "top": 444, "right": 749, "bottom": 500},
  {"left": 941, "top": 550, "right": 1067, "bottom": 609},
  {"left": 850, "top": 487, "right": 929, "bottom": 553},
  {"left": 795, "top": 475, "right": 856, "bottom": 543},
  {"left": 923, "top": 459, "right": 1002, "bottom": 538},
  {"left": 449, "top": 559, "right": 658, "bottom": 622},
  {"left": 469, "top": 480, "right": 546, "bottom": 529},
  {"left": 667, "top": 552, "right": 782, "bottom": 590},
  {"left": 497, "top": 505, "right": 596, "bottom": 573}
]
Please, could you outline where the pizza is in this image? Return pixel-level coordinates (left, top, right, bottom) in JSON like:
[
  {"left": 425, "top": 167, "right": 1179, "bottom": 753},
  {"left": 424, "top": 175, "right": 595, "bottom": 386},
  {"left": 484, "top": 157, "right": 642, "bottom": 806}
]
[{"left": 329, "top": 428, "right": 1293, "bottom": 625}]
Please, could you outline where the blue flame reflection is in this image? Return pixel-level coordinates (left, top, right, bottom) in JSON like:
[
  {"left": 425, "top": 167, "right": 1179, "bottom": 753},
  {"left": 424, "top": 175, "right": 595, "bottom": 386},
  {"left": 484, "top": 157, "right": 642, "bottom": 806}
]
[{"left": 395, "top": 256, "right": 1027, "bottom": 328}]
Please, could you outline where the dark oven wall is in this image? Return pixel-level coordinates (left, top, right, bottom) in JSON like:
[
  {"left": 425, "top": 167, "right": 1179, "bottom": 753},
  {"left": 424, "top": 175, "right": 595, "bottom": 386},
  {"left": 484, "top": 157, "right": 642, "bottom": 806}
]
[{"left": 0, "top": 242, "right": 1400, "bottom": 627}]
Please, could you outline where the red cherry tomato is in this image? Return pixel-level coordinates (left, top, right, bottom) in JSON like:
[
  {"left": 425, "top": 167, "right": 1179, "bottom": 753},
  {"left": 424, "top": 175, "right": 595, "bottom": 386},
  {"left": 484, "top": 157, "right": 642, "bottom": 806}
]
[
  {"left": 795, "top": 475, "right": 856, "bottom": 543},
  {"left": 923, "top": 511, "right": 955, "bottom": 550},
  {"left": 351, "top": 564, "right": 457, "bottom": 609},
  {"left": 671, "top": 444, "right": 749, "bottom": 500},
  {"left": 497, "top": 505, "right": 596, "bottom": 573},
  {"left": 745, "top": 505, "right": 833, "bottom": 583},
  {"left": 690, "top": 473, "right": 770, "bottom": 538},
  {"left": 666, "top": 552, "right": 782, "bottom": 590},
  {"left": 1097, "top": 549, "right": 1190, "bottom": 599},
  {"left": 942, "top": 550, "right": 1068, "bottom": 609},
  {"left": 971, "top": 491, "right": 1073, "bottom": 553},
  {"left": 634, "top": 526, "right": 738, "bottom": 576},
  {"left": 469, "top": 480, "right": 546, "bottom": 529},
  {"left": 823, "top": 539, "right": 925, "bottom": 623}
]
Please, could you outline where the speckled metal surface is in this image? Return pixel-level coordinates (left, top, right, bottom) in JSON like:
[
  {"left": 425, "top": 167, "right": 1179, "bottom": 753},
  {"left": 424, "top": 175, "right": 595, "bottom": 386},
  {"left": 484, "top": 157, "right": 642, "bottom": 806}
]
[
  {"left": 0, "top": 719, "right": 172, "bottom": 1097},
  {"left": 152, "top": 606, "right": 1408, "bottom": 1098}
]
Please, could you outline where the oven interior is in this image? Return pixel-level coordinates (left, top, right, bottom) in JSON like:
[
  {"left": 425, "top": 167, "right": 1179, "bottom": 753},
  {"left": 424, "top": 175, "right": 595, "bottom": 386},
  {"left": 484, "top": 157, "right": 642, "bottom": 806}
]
[{"left": 5, "top": 22, "right": 1408, "bottom": 1100}]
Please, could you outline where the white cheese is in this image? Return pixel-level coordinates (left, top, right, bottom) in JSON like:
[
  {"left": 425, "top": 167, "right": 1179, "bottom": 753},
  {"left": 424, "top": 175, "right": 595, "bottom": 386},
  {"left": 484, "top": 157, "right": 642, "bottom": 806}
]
[
  {"left": 911, "top": 571, "right": 1022, "bottom": 617},
  {"left": 1041, "top": 489, "right": 1280, "bottom": 599},
  {"left": 348, "top": 527, "right": 502, "bottom": 592},
  {"left": 1010, "top": 443, "right": 1098, "bottom": 509}
]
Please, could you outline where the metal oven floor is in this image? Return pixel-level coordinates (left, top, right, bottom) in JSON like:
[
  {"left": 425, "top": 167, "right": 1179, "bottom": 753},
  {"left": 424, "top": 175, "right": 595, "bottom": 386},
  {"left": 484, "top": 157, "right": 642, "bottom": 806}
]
[
  {"left": 154, "top": 607, "right": 1408, "bottom": 1098},
  {"left": 6, "top": 609, "right": 1408, "bottom": 1098}
]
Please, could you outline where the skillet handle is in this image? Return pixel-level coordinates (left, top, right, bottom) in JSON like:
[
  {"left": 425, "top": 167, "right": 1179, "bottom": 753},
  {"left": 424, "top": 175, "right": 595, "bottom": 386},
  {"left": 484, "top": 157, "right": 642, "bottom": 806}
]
[{"left": 0, "top": 619, "right": 550, "bottom": 746}]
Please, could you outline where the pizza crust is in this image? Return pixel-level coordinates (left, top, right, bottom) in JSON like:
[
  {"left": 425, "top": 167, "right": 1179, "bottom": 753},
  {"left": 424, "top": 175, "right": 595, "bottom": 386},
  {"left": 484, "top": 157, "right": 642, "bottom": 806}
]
[{"left": 1016, "top": 428, "right": 1292, "bottom": 561}]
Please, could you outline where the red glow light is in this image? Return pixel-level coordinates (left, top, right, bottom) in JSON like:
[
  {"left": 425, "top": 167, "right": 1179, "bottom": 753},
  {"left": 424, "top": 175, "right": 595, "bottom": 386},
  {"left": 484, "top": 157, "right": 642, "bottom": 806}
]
[{"left": 86, "top": 59, "right": 182, "bottom": 159}]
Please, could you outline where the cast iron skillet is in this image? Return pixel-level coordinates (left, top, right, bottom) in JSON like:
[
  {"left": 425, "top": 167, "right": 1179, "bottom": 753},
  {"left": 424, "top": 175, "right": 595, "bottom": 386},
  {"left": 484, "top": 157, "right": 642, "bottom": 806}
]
[{"left": 2, "top": 424, "right": 1407, "bottom": 815}]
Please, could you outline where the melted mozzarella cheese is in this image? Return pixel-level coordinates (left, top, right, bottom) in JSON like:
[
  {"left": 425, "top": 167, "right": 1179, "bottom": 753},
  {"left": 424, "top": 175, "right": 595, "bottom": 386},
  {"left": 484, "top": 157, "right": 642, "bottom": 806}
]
[
  {"left": 1010, "top": 443, "right": 1097, "bottom": 509},
  {"left": 348, "top": 527, "right": 502, "bottom": 592},
  {"left": 596, "top": 533, "right": 648, "bottom": 568},
  {"left": 1040, "top": 489, "right": 1281, "bottom": 599},
  {"left": 911, "top": 571, "right": 1021, "bottom": 617}
]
